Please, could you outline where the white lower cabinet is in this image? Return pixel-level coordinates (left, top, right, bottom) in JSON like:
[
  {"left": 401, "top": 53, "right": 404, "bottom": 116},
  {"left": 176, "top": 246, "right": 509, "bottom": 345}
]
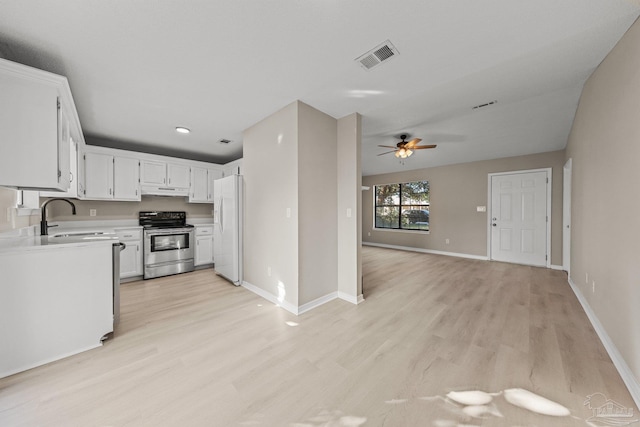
[
  {"left": 195, "top": 225, "right": 213, "bottom": 266},
  {"left": 115, "top": 228, "right": 143, "bottom": 279}
]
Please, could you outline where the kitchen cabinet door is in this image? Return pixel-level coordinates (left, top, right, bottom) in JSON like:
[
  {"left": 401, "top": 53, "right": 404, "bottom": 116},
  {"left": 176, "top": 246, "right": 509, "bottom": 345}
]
[
  {"left": 140, "top": 160, "right": 167, "bottom": 186},
  {"left": 167, "top": 163, "right": 190, "bottom": 189},
  {"left": 82, "top": 152, "right": 113, "bottom": 199},
  {"left": 113, "top": 157, "right": 140, "bottom": 201},
  {"left": 195, "top": 235, "right": 213, "bottom": 266},
  {"left": 207, "top": 168, "right": 223, "bottom": 201},
  {"left": 0, "top": 59, "right": 73, "bottom": 191},
  {"left": 116, "top": 228, "right": 143, "bottom": 279},
  {"left": 190, "top": 167, "right": 209, "bottom": 203},
  {"left": 40, "top": 136, "right": 78, "bottom": 198},
  {"left": 120, "top": 241, "right": 142, "bottom": 278}
]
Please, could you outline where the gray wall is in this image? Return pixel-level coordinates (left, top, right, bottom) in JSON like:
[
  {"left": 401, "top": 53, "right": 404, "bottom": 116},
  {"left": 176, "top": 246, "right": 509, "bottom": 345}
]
[
  {"left": 297, "top": 102, "right": 338, "bottom": 305},
  {"left": 337, "top": 113, "right": 362, "bottom": 299},
  {"left": 243, "top": 100, "right": 361, "bottom": 310},
  {"left": 243, "top": 101, "right": 300, "bottom": 308},
  {"left": 565, "top": 17, "right": 640, "bottom": 380},
  {"left": 362, "top": 150, "right": 565, "bottom": 265}
]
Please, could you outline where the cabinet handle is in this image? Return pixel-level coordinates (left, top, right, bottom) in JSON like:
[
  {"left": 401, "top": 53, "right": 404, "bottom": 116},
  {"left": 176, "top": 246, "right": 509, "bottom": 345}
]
[{"left": 109, "top": 188, "right": 112, "bottom": 195}]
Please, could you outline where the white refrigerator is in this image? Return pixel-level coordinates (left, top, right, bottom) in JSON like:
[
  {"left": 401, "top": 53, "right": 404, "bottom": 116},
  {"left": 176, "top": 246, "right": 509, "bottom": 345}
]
[{"left": 213, "top": 174, "right": 243, "bottom": 285}]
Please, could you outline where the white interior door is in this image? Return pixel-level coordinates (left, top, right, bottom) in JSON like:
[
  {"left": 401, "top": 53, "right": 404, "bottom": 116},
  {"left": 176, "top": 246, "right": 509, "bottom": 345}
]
[
  {"left": 563, "top": 159, "right": 572, "bottom": 274},
  {"left": 490, "top": 170, "right": 549, "bottom": 267}
]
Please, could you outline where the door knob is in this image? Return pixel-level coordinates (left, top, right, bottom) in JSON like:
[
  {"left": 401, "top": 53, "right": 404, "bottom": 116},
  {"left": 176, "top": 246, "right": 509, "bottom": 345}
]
[{"left": 492, "top": 223, "right": 497, "bottom": 226}]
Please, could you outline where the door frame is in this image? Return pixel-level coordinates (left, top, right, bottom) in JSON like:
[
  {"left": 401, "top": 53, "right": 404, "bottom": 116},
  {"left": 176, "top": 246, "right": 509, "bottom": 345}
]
[
  {"left": 563, "top": 158, "right": 572, "bottom": 274},
  {"left": 487, "top": 167, "right": 552, "bottom": 268}
]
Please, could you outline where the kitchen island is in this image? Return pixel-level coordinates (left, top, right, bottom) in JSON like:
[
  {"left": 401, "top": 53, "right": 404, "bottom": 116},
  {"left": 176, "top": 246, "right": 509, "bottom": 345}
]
[{"left": 0, "top": 231, "right": 116, "bottom": 378}]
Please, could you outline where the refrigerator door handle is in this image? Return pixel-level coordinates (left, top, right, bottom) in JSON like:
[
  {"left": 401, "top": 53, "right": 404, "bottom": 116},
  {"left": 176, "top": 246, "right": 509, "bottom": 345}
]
[{"left": 219, "top": 198, "right": 224, "bottom": 234}]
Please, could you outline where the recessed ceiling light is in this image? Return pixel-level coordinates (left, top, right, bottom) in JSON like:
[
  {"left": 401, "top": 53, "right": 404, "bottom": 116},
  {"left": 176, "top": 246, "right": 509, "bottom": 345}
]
[{"left": 175, "top": 127, "right": 190, "bottom": 134}]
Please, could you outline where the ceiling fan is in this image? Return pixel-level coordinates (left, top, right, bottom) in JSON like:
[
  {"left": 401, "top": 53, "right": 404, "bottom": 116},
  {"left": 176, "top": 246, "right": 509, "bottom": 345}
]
[{"left": 378, "top": 134, "right": 437, "bottom": 158}]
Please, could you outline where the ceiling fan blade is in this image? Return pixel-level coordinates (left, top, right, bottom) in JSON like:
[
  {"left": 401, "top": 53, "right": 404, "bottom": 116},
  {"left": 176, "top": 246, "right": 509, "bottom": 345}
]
[
  {"left": 405, "top": 138, "right": 422, "bottom": 148},
  {"left": 377, "top": 145, "right": 398, "bottom": 149},
  {"left": 377, "top": 150, "right": 396, "bottom": 156},
  {"left": 413, "top": 144, "right": 437, "bottom": 150}
]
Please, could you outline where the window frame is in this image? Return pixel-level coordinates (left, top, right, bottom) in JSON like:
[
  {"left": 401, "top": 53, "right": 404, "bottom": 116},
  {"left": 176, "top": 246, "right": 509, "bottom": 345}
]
[{"left": 374, "top": 180, "right": 430, "bottom": 233}]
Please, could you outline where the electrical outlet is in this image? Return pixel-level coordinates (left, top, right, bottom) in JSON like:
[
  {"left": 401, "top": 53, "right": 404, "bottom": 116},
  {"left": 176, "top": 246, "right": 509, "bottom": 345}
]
[
  {"left": 346, "top": 208, "right": 352, "bottom": 218},
  {"left": 267, "top": 267, "right": 272, "bottom": 277},
  {"left": 90, "top": 209, "right": 97, "bottom": 217},
  {"left": 286, "top": 208, "right": 291, "bottom": 218},
  {"left": 368, "top": 232, "right": 371, "bottom": 237},
  {"left": 592, "top": 280, "right": 596, "bottom": 293},
  {"left": 445, "top": 238, "right": 450, "bottom": 244}
]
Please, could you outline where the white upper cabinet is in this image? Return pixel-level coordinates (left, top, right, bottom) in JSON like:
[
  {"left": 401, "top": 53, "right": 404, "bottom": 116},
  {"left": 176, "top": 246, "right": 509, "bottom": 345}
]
[
  {"left": 190, "top": 167, "right": 209, "bottom": 203},
  {"left": 222, "top": 159, "right": 243, "bottom": 177},
  {"left": 79, "top": 150, "right": 140, "bottom": 201},
  {"left": 189, "top": 167, "right": 223, "bottom": 203},
  {"left": 140, "top": 160, "right": 166, "bottom": 186},
  {"left": 140, "top": 160, "right": 190, "bottom": 196},
  {"left": 40, "top": 136, "right": 78, "bottom": 199},
  {"left": 167, "top": 163, "right": 190, "bottom": 189},
  {"left": 82, "top": 152, "right": 113, "bottom": 199},
  {"left": 113, "top": 157, "right": 140, "bottom": 201},
  {"left": 0, "top": 58, "right": 82, "bottom": 191}
]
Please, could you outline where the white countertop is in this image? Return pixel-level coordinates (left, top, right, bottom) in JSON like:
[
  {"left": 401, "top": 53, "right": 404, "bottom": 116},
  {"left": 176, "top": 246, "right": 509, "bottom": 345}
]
[
  {"left": 0, "top": 217, "right": 214, "bottom": 254},
  {"left": 0, "top": 225, "right": 119, "bottom": 254}
]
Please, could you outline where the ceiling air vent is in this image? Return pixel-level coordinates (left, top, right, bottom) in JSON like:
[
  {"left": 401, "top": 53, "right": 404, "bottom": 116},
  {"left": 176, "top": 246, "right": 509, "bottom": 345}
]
[
  {"left": 219, "top": 139, "right": 231, "bottom": 144},
  {"left": 472, "top": 100, "right": 498, "bottom": 110},
  {"left": 356, "top": 40, "right": 399, "bottom": 71}
]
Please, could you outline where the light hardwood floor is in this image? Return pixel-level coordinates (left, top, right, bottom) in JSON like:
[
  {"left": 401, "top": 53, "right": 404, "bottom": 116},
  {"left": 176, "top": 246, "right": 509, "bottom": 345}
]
[{"left": 0, "top": 247, "right": 635, "bottom": 426}]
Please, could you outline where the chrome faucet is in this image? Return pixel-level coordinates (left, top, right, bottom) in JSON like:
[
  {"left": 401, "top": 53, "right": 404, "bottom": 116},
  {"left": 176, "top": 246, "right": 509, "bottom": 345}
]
[{"left": 40, "top": 198, "right": 77, "bottom": 236}]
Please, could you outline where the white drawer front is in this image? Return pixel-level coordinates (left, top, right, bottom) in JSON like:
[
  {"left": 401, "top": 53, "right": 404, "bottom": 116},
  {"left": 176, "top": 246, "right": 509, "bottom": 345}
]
[
  {"left": 115, "top": 229, "right": 142, "bottom": 241},
  {"left": 195, "top": 226, "right": 213, "bottom": 236}
]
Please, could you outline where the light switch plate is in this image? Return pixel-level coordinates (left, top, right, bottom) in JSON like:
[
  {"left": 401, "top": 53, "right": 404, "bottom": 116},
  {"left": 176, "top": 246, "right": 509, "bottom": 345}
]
[{"left": 477, "top": 206, "right": 487, "bottom": 212}]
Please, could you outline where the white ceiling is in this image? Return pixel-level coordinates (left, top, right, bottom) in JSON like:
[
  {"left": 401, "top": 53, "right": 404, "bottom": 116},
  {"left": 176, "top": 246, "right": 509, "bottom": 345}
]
[{"left": 0, "top": 1, "right": 638, "bottom": 175}]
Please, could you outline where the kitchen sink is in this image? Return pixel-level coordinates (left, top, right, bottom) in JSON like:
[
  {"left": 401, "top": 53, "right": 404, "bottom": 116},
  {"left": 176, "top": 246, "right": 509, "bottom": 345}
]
[{"left": 50, "top": 231, "right": 107, "bottom": 238}]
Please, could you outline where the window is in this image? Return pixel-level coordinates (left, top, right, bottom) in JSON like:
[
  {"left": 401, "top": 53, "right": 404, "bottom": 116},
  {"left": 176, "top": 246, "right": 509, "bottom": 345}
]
[{"left": 375, "top": 181, "right": 430, "bottom": 231}]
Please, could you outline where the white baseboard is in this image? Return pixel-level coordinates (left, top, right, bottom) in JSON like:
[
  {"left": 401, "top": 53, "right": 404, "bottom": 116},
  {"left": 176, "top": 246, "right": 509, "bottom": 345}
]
[
  {"left": 567, "top": 277, "right": 640, "bottom": 409},
  {"left": 338, "top": 291, "right": 365, "bottom": 305},
  {"left": 550, "top": 264, "right": 564, "bottom": 271},
  {"left": 363, "top": 242, "right": 489, "bottom": 261},
  {"left": 241, "top": 281, "right": 299, "bottom": 315},
  {"left": 298, "top": 292, "right": 338, "bottom": 315}
]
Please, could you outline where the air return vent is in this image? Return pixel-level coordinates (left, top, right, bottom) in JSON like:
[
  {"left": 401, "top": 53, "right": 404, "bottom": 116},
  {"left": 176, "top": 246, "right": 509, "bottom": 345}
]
[
  {"left": 356, "top": 40, "right": 399, "bottom": 70},
  {"left": 472, "top": 100, "right": 498, "bottom": 110}
]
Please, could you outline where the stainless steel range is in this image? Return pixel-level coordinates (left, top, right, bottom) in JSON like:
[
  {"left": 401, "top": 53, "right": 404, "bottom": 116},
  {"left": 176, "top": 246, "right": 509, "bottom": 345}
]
[{"left": 140, "top": 211, "right": 195, "bottom": 279}]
